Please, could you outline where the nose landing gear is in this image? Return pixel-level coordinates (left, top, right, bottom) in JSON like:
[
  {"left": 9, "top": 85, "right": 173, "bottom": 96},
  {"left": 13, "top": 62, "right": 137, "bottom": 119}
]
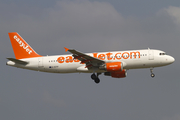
[{"left": 150, "top": 68, "right": 155, "bottom": 78}]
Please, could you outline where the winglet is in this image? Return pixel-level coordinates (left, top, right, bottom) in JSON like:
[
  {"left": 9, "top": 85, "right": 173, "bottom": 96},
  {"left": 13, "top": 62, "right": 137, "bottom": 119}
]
[{"left": 64, "top": 47, "right": 69, "bottom": 52}]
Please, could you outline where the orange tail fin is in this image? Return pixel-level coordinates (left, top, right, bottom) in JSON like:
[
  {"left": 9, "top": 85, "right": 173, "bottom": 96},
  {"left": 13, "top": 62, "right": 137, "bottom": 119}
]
[{"left": 8, "top": 32, "right": 42, "bottom": 59}]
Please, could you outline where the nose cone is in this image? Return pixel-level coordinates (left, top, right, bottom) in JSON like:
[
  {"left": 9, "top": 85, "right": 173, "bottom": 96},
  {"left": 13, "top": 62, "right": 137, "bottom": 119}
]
[
  {"left": 167, "top": 56, "right": 175, "bottom": 64},
  {"left": 170, "top": 56, "right": 175, "bottom": 63}
]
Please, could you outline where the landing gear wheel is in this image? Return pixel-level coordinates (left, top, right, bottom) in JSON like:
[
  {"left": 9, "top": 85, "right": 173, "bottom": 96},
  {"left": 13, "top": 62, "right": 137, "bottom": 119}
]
[
  {"left": 150, "top": 68, "right": 155, "bottom": 78},
  {"left": 91, "top": 73, "right": 96, "bottom": 80},
  {"left": 91, "top": 73, "right": 100, "bottom": 84},
  {"left": 94, "top": 77, "right": 100, "bottom": 84},
  {"left": 151, "top": 73, "right": 155, "bottom": 78}
]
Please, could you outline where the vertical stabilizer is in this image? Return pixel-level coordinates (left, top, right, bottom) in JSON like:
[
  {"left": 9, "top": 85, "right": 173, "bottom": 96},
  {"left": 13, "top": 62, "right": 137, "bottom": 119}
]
[{"left": 8, "top": 32, "right": 42, "bottom": 59}]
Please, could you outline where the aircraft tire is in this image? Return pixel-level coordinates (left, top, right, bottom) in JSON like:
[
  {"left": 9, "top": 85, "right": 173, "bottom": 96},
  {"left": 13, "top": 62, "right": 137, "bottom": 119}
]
[
  {"left": 94, "top": 77, "right": 100, "bottom": 84},
  {"left": 91, "top": 73, "right": 96, "bottom": 80},
  {"left": 151, "top": 73, "right": 155, "bottom": 78},
  {"left": 91, "top": 73, "right": 100, "bottom": 84}
]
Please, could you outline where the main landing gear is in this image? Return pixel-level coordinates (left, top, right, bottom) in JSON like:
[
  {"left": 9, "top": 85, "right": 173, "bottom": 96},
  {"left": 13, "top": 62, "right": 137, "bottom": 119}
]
[
  {"left": 150, "top": 68, "right": 155, "bottom": 78},
  {"left": 91, "top": 73, "right": 101, "bottom": 84}
]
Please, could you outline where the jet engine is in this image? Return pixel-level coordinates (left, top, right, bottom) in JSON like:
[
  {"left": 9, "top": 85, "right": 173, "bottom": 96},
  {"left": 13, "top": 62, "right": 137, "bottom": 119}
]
[
  {"left": 104, "top": 69, "right": 127, "bottom": 78},
  {"left": 99, "top": 62, "right": 123, "bottom": 72}
]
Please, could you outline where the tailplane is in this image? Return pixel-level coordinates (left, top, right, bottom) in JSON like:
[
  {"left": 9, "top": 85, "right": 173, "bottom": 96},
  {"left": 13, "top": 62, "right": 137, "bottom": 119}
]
[{"left": 8, "top": 32, "right": 42, "bottom": 59}]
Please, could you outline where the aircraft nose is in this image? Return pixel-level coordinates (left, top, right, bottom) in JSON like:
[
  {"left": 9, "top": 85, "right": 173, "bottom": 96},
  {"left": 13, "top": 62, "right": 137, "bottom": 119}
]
[
  {"left": 167, "top": 56, "right": 175, "bottom": 64},
  {"left": 171, "top": 56, "right": 175, "bottom": 63}
]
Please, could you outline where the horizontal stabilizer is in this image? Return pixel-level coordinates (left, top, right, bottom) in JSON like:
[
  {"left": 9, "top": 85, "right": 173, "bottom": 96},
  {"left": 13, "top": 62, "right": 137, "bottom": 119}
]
[{"left": 7, "top": 58, "right": 29, "bottom": 65}]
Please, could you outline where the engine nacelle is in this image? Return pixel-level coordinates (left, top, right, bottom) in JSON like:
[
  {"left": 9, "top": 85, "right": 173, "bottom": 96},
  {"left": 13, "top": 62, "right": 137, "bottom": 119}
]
[
  {"left": 104, "top": 69, "right": 127, "bottom": 78},
  {"left": 99, "top": 62, "right": 123, "bottom": 72}
]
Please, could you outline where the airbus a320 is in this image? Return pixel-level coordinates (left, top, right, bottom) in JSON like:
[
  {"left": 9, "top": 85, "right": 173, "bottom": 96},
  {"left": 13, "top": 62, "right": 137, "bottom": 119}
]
[{"left": 6, "top": 32, "right": 175, "bottom": 84}]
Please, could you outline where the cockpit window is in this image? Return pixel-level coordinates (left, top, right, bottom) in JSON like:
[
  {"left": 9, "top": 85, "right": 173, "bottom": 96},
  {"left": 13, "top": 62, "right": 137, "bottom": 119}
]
[{"left": 159, "top": 53, "right": 166, "bottom": 55}]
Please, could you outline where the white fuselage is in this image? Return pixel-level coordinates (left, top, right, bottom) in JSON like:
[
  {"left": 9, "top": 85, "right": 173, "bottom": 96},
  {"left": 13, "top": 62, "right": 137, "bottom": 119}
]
[{"left": 7, "top": 49, "right": 175, "bottom": 73}]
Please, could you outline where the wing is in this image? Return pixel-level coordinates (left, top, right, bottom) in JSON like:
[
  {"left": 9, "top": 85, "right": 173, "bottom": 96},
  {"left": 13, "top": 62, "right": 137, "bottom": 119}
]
[{"left": 64, "top": 47, "right": 105, "bottom": 68}]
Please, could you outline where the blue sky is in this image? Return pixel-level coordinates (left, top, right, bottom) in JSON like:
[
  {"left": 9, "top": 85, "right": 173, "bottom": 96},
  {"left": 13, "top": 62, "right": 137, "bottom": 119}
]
[{"left": 1, "top": 0, "right": 180, "bottom": 120}]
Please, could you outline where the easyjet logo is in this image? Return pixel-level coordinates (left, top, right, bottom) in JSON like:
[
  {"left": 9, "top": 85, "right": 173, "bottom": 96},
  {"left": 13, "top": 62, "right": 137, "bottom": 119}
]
[
  {"left": 109, "top": 65, "right": 118, "bottom": 67},
  {"left": 57, "top": 51, "right": 140, "bottom": 64},
  {"left": 14, "top": 35, "right": 32, "bottom": 54}
]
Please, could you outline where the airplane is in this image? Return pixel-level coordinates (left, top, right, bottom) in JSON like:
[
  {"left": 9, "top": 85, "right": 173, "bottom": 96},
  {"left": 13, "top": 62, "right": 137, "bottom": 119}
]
[{"left": 6, "top": 32, "right": 175, "bottom": 84}]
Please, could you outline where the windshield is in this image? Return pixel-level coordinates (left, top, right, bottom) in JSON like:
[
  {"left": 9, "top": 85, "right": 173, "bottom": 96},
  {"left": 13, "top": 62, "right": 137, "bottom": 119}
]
[{"left": 159, "top": 53, "right": 166, "bottom": 55}]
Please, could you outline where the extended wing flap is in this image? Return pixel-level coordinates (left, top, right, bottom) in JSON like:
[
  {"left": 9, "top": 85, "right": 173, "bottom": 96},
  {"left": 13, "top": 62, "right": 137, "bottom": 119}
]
[{"left": 7, "top": 58, "right": 29, "bottom": 65}]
